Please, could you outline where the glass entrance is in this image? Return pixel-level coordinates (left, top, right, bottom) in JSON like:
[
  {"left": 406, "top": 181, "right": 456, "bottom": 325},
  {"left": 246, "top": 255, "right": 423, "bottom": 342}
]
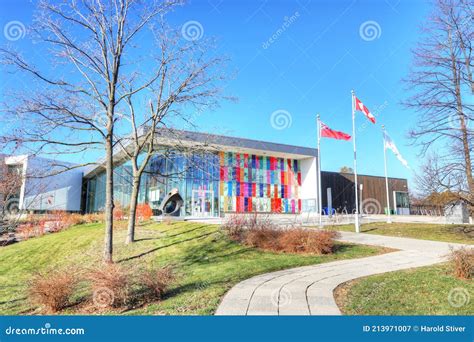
[
  {"left": 191, "top": 190, "right": 214, "bottom": 217},
  {"left": 393, "top": 191, "right": 410, "bottom": 215}
]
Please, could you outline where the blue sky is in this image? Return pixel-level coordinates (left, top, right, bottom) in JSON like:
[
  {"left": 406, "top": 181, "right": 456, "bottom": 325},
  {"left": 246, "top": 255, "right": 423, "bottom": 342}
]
[{"left": 0, "top": 0, "right": 433, "bottom": 186}]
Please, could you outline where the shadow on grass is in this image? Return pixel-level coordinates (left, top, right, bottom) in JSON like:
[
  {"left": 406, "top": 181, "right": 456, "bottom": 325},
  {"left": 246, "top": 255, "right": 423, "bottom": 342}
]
[
  {"left": 0, "top": 296, "right": 27, "bottom": 306},
  {"left": 135, "top": 225, "right": 209, "bottom": 242},
  {"left": 179, "top": 241, "right": 254, "bottom": 267},
  {"left": 118, "top": 231, "right": 217, "bottom": 263},
  {"left": 360, "top": 227, "right": 380, "bottom": 233}
]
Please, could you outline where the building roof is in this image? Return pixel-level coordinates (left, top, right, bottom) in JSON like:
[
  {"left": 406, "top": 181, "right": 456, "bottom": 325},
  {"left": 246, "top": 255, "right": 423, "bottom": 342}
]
[
  {"left": 322, "top": 170, "right": 408, "bottom": 182},
  {"left": 168, "top": 129, "right": 318, "bottom": 158},
  {"left": 84, "top": 129, "right": 317, "bottom": 178}
]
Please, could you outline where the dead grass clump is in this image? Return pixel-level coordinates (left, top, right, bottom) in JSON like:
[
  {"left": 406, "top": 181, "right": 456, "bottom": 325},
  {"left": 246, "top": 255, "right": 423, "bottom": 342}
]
[
  {"left": 28, "top": 268, "right": 77, "bottom": 313},
  {"left": 87, "top": 263, "right": 131, "bottom": 308},
  {"left": 139, "top": 266, "right": 175, "bottom": 300},
  {"left": 449, "top": 247, "right": 473, "bottom": 279},
  {"left": 279, "top": 229, "right": 340, "bottom": 254}
]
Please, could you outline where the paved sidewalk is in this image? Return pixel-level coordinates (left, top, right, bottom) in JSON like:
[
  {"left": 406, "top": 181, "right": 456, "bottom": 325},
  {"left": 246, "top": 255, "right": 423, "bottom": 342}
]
[{"left": 215, "top": 232, "right": 471, "bottom": 315}]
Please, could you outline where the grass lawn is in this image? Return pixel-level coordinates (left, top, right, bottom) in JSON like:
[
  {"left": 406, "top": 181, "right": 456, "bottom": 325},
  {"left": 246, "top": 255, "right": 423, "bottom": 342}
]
[
  {"left": 0, "top": 221, "right": 384, "bottom": 315},
  {"left": 325, "top": 222, "right": 473, "bottom": 245},
  {"left": 335, "top": 263, "right": 474, "bottom": 315}
]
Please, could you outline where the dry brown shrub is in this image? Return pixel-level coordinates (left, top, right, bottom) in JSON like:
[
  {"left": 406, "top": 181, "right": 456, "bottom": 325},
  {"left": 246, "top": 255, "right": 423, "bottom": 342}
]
[
  {"left": 245, "top": 227, "right": 282, "bottom": 250},
  {"left": 28, "top": 268, "right": 77, "bottom": 313},
  {"left": 279, "top": 229, "right": 340, "bottom": 254},
  {"left": 222, "top": 214, "right": 340, "bottom": 255},
  {"left": 449, "top": 247, "right": 474, "bottom": 279},
  {"left": 139, "top": 266, "right": 175, "bottom": 300},
  {"left": 87, "top": 263, "right": 131, "bottom": 308}
]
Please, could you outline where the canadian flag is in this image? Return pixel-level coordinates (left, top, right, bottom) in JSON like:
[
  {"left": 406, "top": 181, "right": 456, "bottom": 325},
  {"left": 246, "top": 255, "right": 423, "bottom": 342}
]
[
  {"left": 354, "top": 95, "right": 376, "bottom": 124},
  {"left": 320, "top": 122, "right": 351, "bottom": 141}
]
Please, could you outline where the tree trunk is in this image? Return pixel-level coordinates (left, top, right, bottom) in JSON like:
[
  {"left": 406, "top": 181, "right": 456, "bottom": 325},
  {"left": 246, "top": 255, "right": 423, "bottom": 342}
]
[
  {"left": 103, "top": 131, "right": 114, "bottom": 263},
  {"left": 126, "top": 175, "right": 141, "bottom": 244},
  {"left": 456, "top": 105, "right": 473, "bottom": 204},
  {"left": 450, "top": 31, "right": 474, "bottom": 205}
]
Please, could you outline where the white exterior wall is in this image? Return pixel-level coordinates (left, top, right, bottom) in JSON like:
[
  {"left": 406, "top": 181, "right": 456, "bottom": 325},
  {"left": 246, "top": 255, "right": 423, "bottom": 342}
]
[
  {"left": 6, "top": 155, "right": 83, "bottom": 212},
  {"left": 299, "top": 157, "right": 318, "bottom": 200}
]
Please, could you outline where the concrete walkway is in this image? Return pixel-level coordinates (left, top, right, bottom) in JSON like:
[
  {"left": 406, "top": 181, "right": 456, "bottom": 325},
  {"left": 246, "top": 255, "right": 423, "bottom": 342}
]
[{"left": 215, "top": 232, "right": 472, "bottom": 315}]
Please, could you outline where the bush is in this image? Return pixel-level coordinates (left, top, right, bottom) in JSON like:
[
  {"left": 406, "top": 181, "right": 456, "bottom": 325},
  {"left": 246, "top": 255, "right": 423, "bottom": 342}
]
[
  {"left": 245, "top": 226, "right": 282, "bottom": 250},
  {"left": 279, "top": 229, "right": 339, "bottom": 254},
  {"left": 222, "top": 214, "right": 340, "bottom": 255},
  {"left": 82, "top": 213, "right": 103, "bottom": 224},
  {"left": 16, "top": 212, "right": 103, "bottom": 241},
  {"left": 221, "top": 215, "right": 247, "bottom": 241},
  {"left": 139, "top": 266, "right": 174, "bottom": 300},
  {"left": 87, "top": 264, "right": 175, "bottom": 309},
  {"left": 113, "top": 204, "right": 125, "bottom": 221},
  {"left": 87, "top": 264, "right": 131, "bottom": 308},
  {"left": 28, "top": 268, "right": 77, "bottom": 313},
  {"left": 136, "top": 203, "right": 153, "bottom": 222},
  {"left": 449, "top": 247, "right": 473, "bottom": 279}
]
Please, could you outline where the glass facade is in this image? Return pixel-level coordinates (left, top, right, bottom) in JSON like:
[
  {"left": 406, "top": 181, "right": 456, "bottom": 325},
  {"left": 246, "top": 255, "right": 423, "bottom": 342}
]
[
  {"left": 85, "top": 150, "right": 302, "bottom": 215},
  {"left": 219, "top": 152, "right": 301, "bottom": 214},
  {"left": 86, "top": 151, "right": 220, "bottom": 216}
]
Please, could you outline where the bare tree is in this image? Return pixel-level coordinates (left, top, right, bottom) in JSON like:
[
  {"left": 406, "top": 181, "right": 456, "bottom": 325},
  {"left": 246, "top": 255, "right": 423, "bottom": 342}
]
[
  {"left": 415, "top": 152, "right": 473, "bottom": 205},
  {"left": 404, "top": 0, "right": 473, "bottom": 206},
  {"left": 116, "top": 23, "right": 226, "bottom": 244},
  {"left": 1, "top": 0, "right": 181, "bottom": 262}
]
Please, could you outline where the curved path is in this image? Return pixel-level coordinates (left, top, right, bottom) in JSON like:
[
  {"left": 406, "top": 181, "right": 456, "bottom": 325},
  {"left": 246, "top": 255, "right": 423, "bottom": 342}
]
[{"left": 215, "top": 231, "right": 471, "bottom": 315}]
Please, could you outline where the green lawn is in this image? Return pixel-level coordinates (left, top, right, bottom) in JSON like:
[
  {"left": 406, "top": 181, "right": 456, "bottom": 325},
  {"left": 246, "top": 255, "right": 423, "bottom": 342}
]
[
  {"left": 325, "top": 222, "right": 474, "bottom": 244},
  {"left": 335, "top": 263, "right": 474, "bottom": 315},
  {"left": 0, "top": 221, "right": 384, "bottom": 315}
]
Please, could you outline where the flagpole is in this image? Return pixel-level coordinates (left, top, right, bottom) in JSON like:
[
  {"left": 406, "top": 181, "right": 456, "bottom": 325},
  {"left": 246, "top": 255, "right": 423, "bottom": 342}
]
[
  {"left": 317, "top": 114, "right": 323, "bottom": 227},
  {"left": 382, "top": 125, "right": 392, "bottom": 224},
  {"left": 351, "top": 90, "right": 360, "bottom": 233}
]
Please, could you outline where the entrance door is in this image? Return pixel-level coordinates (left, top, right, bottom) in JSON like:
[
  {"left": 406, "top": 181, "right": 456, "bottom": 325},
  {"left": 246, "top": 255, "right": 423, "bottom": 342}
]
[{"left": 191, "top": 190, "right": 214, "bottom": 217}]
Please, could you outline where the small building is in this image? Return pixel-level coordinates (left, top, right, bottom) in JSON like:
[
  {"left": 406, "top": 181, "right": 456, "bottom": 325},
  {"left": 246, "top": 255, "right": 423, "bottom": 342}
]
[
  {"left": 1, "top": 155, "right": 83, "bottom": 212},
  {"left": 320, "top": 171, "right": 409, "bottom": 215}
]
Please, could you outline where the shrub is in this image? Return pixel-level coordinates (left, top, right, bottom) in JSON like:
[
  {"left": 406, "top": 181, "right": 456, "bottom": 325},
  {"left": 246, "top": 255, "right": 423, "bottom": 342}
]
[
  {"left": 139, "top": 266, "right": 174, "bottom": 300},
  {"left": 87, "top": 264, "right": 131, "bottom": 308},
  {"left": 113, "top": 204, "right": 125, "bottom": 221},
  {"left": 279, "top": 229, "right": 340, "bottom": 254},
  {"left": 449, "top": 247, "right": 473, "bottom": 279},
  {"left": 62, "top": 213, "right": 87, "bottom": 226},
  {"left": 136, "top": 203, "right": 153, "bottom": 222},
  {"left": 28, "top": 268, "right": 77, "bottom": 313},
  {"left": 17, "top": 221, "right": 46, "bottom": 240},
  {"left": 82, "top": 213, "right": 103, "bottom": 224},
  {"left": 221, "top": 215, "right": 247, "bottom": 241},
  {"left": 245, "top": 226, "right": 282, "bottom": 250},
  {"left": 222, "top": 215, "right": 340, "bottom": 255}
]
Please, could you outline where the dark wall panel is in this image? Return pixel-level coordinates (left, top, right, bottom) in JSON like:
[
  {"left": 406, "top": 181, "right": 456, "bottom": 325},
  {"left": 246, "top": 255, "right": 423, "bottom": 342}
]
[{"left": 320, "top": 171, "right": 408, "bottom": 214}]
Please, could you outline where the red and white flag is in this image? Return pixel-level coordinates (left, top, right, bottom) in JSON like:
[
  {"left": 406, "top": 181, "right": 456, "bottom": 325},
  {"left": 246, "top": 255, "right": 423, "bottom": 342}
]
[
  {"left": 320, "top": 122, "right": 351, "bottom": 141},
  {"left": 354, "top": 95, "right": 376, "bottom": 124}
]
